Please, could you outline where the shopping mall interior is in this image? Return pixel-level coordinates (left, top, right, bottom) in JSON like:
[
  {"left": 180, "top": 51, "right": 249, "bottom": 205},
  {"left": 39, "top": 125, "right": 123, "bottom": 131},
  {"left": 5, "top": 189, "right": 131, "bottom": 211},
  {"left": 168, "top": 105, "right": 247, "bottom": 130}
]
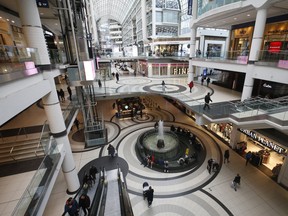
[{"left": 0, "top": 0, "right": 288, "bottom": 216}]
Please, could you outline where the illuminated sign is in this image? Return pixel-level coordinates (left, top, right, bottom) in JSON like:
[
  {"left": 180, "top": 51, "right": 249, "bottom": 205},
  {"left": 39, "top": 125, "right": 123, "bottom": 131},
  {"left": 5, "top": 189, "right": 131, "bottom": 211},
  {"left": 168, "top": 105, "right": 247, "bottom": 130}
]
[
  {"left": 239, "top": 129, "right": 286, "bottom": 154},
  {"left": 268, "top": 41, "right": 282, "bottom": 53}
]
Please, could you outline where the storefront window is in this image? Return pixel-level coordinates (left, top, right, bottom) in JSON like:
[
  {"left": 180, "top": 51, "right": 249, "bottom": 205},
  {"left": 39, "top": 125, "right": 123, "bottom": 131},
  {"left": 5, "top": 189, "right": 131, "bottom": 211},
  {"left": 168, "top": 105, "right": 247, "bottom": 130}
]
[
  {"left": 152, "top": 64, "right": 159, "bottom": 76},
  {"left": 208, "top": 123, "right": 287, "bottom": 177},
  {"left": 160, "top": 64, "right": 167, "bottom": 76}
]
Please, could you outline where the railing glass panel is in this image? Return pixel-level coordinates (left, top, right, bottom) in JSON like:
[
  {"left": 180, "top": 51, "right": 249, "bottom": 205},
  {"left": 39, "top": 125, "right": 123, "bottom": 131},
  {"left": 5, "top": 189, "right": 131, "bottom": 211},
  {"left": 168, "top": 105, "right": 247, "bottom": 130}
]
[{"left": 12, "top": 139, "right": 61, "bottom": 216}]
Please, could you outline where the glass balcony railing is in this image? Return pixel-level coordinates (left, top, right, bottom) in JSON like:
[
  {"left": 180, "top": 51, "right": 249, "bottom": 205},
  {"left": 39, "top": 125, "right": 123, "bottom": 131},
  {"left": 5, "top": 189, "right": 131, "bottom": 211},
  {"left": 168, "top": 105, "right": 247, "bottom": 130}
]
[
  {"left": 198, "top": 0, "right": 243, "bottom": 16},
  {"left": 0, "top": 45, "right": 39, "bottom": 64},
  {"left": 12, "top": 139, "right": 61, "bottom": 216}
]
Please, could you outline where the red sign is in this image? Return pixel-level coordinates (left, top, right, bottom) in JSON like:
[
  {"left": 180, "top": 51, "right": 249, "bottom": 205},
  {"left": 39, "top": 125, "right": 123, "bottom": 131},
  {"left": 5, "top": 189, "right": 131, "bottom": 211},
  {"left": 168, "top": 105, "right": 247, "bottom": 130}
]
[{"left": 268, "top": 41, "right": 282, "bottom": 53}]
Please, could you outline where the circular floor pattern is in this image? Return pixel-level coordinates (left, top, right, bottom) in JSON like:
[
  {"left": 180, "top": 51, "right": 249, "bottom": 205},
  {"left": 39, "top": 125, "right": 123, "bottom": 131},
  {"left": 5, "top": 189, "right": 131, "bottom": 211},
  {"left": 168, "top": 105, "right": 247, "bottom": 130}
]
[
  {"left": 143, "top": 84, "right": 187, "bottom": 94},
  {"left": 133, "top": 113, "right": 154, "bottom": 122},
  {"left": 114, "top": 122, "right": 222, "bottom": 198}
]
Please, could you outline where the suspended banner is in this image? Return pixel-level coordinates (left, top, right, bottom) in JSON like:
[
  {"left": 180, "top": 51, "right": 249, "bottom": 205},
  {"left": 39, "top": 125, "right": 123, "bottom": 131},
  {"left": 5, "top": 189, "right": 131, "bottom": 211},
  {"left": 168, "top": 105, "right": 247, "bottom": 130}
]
[{"left": 188, "top": 0, "right": 193, "bottom": 15}]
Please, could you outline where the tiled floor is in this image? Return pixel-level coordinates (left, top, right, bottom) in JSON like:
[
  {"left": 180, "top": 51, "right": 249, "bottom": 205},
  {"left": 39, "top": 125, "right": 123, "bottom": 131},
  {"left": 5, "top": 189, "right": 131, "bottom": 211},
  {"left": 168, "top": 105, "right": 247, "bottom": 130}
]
[{"left": 0, "top": 69, "right": 287, "bottom": 216}]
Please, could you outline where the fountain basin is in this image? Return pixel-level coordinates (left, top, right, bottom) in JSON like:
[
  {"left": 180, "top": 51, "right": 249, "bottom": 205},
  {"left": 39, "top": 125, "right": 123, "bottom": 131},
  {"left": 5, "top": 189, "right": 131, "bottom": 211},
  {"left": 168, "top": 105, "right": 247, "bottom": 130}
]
[{"left": 140, "top": 130, "right": 179, "bottom": 160}]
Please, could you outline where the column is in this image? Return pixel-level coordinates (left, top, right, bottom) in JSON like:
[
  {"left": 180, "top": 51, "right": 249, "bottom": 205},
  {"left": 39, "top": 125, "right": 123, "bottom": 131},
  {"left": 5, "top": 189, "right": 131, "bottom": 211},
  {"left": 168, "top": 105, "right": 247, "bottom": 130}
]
[
  {"left": 242, "top": 8, "right": 267, "bottom": 101},
  {"left": 141, "top": 0, "right": 147, "bottom": 42},
  {"left": 229, "top": 125, "right": 242, "bottom": 149},
  {"left": 151, "top": 0, "right": 156, "bottom": 38},
  {"left": 42, "top": 71, "right": 80, "bottom": 193},
  {"left": 224, "top": 30, "right": 230, "bottom": 58},
  {"left": 188, "top": 0, "right": 198, "bottom": 83},
  {"left": 16, "top": 0, "right": 50, "bottom": 65},
  {"left": 278, "top": 155, "right": 288, "bottom": 186},
  {"left": 249, "top": 8, "right": 267, "bottom": 62},
  {"left": 188, "top": 27, "right": 196, "bottom": 82}
]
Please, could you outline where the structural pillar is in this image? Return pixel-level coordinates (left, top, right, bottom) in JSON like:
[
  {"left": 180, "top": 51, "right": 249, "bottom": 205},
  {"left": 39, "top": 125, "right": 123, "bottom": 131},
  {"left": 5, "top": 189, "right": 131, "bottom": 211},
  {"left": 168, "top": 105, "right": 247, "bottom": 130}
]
[
  {"left": 42, "top": 71, "right": 80, "bottom": 193},
  {"left": 224, "top": 30, "right": 230, "bottom": 58},
  {"left": 16, "top": 0, "right": 50, "bottom": 65},
  {"left": 141, "top": 0, "right": 147, "bottom": 42},
  {"left": 229, "top": 125, "right": 242, "bottom": 149},
  {"left": 241, "top": 8, "right": 267, "bottom": 101},
  {"left": 151, "top": 0, "right": 156, "bottom": 38},
  {"left": 188, "top": 0, "right": 198, "bottom": 83}
]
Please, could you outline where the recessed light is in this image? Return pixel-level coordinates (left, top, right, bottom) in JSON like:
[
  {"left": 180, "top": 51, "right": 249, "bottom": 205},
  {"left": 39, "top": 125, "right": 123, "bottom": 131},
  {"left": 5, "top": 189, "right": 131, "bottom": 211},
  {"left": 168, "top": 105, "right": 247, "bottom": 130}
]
[
  {"left": 12, "top": 20, "right": 15, "bottom": 23},
  {"left": 40, "top": 12, "right": 44, "bottom": 15},
  {"left": 6, "top": 19, "right": 9, "bottom": 21},
  {"left": 234, "top": 17, "right": 237, "bottom": 20},
  {"left": 247, "top": 14, "right": 250, "bottom": 17}
]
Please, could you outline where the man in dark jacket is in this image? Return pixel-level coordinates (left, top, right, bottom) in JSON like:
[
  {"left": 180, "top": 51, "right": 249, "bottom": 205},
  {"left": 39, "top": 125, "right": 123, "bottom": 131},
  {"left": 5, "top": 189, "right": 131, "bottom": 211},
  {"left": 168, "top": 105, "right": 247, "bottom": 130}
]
[
  {"left": 79, "top": 194, "right": 90, "bottom": 215},
  {"left": 146, "top": 186, "right": 154, "bottom": 207},
  {"left": 203, "top": 92, "right": 212, "bottom": 110},
  {"left": 233, "top": 174, "right": 241, "bottom": 191}
]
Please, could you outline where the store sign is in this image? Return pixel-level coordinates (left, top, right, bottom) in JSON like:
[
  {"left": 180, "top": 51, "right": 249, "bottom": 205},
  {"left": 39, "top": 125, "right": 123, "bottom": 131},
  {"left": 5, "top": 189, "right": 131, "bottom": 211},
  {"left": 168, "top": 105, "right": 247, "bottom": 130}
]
[
  {"left": 268, "top": 41, "right": 282, "bottom": 53},
  {"left": 237, "top": 56, "right": 248, "bottom": 64},
  {"left": 239, "top": 129, "right": 286, "bottom": 154},
  {"left": 278, "top": 60, "right": 288, "bottom": 69},
  {"left": 36, "top": 0, "right": 49, "bottom": 8},
  {"left": 173, "top": 67, "right": 188, "bottom": 75}
]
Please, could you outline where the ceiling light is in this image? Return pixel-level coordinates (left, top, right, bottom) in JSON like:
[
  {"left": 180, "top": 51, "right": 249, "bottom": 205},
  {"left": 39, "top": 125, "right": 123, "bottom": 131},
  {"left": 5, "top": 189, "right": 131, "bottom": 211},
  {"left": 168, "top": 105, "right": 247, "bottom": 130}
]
[
  {"left": 6, "top": 19, "right": 9, "bottom": 21},
  {"left": 12, "top": 20, "right": 15, "bottom": 23},
  {"left": 234, "top": 17, "right": 237, "bottom": 20},
  {"left": 55, "top": 23, "right": 58, "bottom": 25},
  {"left": 247, "top": 14, "right": 250, "bottom": 17}
]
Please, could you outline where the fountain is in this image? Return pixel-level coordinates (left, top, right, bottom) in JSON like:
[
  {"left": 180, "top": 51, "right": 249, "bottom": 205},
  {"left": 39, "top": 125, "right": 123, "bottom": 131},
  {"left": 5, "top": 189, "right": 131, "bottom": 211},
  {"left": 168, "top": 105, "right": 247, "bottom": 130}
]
[
  {"left": 157, "top": 120, "right": 165, "bottom": 148},
  {"left": 139, "top": 120, "right": 180, "bottom": 160},
  {"left": 135, "top": 121, "right": 204, "bottom": 173}
]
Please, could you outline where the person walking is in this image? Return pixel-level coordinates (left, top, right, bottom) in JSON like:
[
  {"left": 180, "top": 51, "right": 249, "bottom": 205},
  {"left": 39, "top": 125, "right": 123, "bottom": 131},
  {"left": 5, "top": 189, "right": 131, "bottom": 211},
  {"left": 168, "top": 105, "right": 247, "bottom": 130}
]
[
  {"left": 188, "top": 80, "right": 194, "bottom": 93},
  {"left": 201, "top": 77, "right": 204, "bottom": 85},
  {"left": 62, "top": 197, "right": 79, "bottom": 216},
  {"left": 74, "top": 118, "right": 80, "bottom": 131},
  {"left": 206, "top": 77, "right": 211, "bottom": 86},
  {"left": 59, "top": 88, "right": 65, "bottom": 102},
  {"left": 89, "top": 165, "right": 98, "bottom": 184},
  {"left": 67, "top": 86, "right": 72, "bottom": 101},
  {"left": 245, "top": 151, "right": 252, "bottom": 165},
  {"left": 232, "top": 174, "right": 241, "bottom": 191},
  {"left": 161, "top": 80, "right": 166, "bottom": 93},
  {"left": 78, "top": 194, "right": 90, "bottom": 215},
  {"left": 146, "top": 186, "right": 154, "bottom": 207},
  {"left": 116, "top": 72, "right": 119, "bottom": 82},
  {"left": 224, "top": 149, "right": 230, "bottom": 163},
  {"left": 203, "top": 92, "right": 212, "bottom": 110},
  {"left": 207, "top": 158, "right": 214, "bottom": 174},
  {"left": 98, "top": 79, "right": 102, "bottom": 88}
]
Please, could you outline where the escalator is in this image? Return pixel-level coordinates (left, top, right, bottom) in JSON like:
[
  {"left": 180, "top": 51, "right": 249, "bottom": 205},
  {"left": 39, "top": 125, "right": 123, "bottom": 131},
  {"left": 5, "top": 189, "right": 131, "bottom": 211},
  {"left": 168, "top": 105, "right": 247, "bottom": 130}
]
[{"left": 89, "top": 168, "right": 133, "bottom": 216}]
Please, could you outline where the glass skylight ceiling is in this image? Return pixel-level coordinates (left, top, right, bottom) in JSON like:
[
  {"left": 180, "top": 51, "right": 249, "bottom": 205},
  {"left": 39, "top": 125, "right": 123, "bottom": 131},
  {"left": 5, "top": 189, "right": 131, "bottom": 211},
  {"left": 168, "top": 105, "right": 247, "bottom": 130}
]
[
  {"left": 93, "top": 0, "right": 136, "bottom": 24},
  {"left": 93, "top": 0, "right": 189, "bottom": 24}
]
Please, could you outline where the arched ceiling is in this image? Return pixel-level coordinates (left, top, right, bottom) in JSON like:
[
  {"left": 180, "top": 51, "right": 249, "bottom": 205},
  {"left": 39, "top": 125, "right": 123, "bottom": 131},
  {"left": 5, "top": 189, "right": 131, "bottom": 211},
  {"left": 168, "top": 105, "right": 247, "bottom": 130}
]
[
  {"left": 93, "top": 0, "right": 136, "bottom": 24},
  {"left": 93, "top": 0, "right": 189, "bottom": 24}
]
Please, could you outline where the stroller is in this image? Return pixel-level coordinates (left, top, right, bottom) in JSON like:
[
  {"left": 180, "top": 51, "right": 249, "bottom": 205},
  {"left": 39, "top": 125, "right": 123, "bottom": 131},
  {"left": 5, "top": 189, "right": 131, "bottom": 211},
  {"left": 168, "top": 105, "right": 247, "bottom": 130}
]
[{"left": 143, "top": 182, "right": 149, "bottom": 200}]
